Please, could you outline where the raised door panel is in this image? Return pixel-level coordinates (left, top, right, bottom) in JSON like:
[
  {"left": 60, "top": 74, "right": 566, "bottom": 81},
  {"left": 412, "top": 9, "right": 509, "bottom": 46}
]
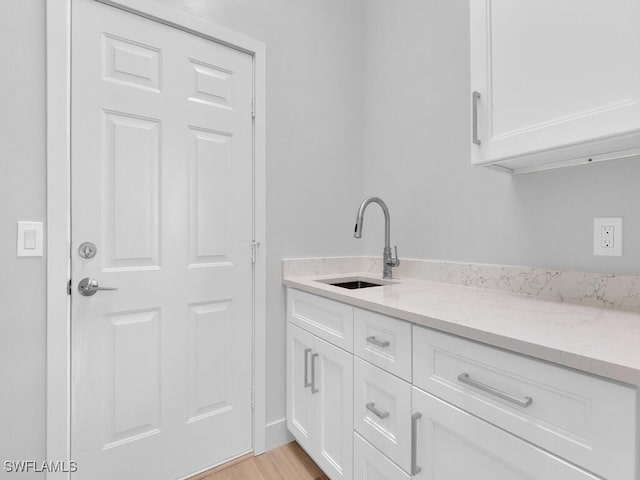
[
  {"left": 314, "top": 336, "right": 353, "bottom": 480},
  {"left": 411, "top": 388, "right": 600, "bottom": 480},
  {"left": 471, "top": 0, "right": 640, "bottom": 168},
  {"left": 286, "top": 323, "right": 315, "bottom": 454},
  {"left": 353, "top": 358, "right": 411, "bottom": 472},
  {"left": 353, "top": 433, "right": 410, "bottom": 480}
]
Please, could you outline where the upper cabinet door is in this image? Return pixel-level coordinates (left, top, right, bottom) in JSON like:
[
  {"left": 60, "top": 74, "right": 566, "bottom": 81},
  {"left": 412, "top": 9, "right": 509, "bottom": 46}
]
[{"left": 470, "top": 0, "right": 640, "bottom": 174}]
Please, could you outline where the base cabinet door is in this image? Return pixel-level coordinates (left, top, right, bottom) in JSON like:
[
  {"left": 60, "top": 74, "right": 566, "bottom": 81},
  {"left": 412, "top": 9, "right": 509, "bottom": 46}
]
[
  {"left": 286, "top": 322, "right": 353, "bottom": 480},
  {"left": 354, "top": 432, "right": 410, "bottom": 480},
  {"left": 313, "top": 334, "right": 353, "bottom": 480},
  {"left": 411, "top": 387, "right": 599, "bottom": 480},
  {"left": 286, "top": 323, "right": 315, "bottom": 454}
]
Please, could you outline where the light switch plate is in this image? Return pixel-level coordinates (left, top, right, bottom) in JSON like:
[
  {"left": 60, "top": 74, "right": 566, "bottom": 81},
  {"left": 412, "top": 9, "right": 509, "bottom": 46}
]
[
  {"left": 594, "top": 217, "right": 622, "bottom": 256},
  {"left": 17, "top": 221, "right": 43, "bottom": 257}
]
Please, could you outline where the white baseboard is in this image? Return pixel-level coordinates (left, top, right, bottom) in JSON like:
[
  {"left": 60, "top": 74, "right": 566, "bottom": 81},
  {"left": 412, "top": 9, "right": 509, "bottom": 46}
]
[{"left": 265, "top": 418, "right": 293, "bottom": 451}]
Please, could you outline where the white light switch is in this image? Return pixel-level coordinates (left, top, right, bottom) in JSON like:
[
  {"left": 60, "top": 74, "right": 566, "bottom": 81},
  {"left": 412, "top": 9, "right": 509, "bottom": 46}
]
[{"left": 17, "top": 221, "right": 43, "bottom": 257}]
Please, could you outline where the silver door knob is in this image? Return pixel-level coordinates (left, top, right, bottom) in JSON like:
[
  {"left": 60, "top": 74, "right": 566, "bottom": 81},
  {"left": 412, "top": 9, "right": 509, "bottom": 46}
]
[{"left": 78, "top": 277, "right": 118, "bottom": 296}]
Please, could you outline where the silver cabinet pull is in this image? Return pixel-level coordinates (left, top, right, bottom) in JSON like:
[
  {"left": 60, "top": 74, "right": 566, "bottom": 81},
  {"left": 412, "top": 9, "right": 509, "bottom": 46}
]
[
  {"left": 303, "top": 348, "right": 312, "bottom": 388},
  {"left": 458, "top": 372, "right": 532, "bottom": 408},
  {"left": 411, "top": 412, "right": 422, "bottom": 475},
  {"left": 311, "top": 353, "right": 319, "bottom": 394},
  {"left": 77, "top": 277, "right": 118, "bottom": 296},
  {"left": 366, "top": 402, "right": 390, "bottom": 419},
  {"left": 366, "top": 336, "right": 390, "bottom": 348},
  {"left": 472, "top": 91, "right": 481, "bottom": 145}
]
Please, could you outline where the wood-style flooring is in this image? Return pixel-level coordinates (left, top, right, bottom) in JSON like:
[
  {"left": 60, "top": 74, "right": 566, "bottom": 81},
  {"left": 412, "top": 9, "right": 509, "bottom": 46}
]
[{"left": 189, "top": 442, "right": 329, "bottom": 480}]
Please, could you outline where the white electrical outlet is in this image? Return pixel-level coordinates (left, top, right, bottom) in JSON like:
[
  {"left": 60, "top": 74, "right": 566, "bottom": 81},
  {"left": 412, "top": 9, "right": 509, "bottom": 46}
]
[{"left": 594, "top": 217, "right": 622, "bottom": 256}]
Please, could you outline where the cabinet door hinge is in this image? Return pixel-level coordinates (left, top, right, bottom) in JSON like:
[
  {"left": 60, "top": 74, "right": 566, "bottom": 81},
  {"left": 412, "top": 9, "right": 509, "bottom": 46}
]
[
  {"left": 67, "top": 279, "right": 72, "bottom": 295},
  {"left": 250, "top": 240, "right": 260, "bottom": 264},
  {"left": 251, "top": 96, "right": 256, "bottom": 118}
]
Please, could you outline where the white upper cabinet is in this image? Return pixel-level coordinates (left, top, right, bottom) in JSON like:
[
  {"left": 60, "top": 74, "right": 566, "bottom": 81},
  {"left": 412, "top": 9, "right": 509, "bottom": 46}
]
[{"left": 470, "top": 0, "right": 640, "bottom": 174}]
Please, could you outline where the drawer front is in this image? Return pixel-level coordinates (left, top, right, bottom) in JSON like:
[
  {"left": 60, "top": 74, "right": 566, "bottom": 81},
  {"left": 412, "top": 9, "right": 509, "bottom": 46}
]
[
  {"left": 412, "top": 387, "right": 600, "bottom": 480},
  {"left": 354, "top": 308, "right": 412, "bottom": 381},
  {"left": 354, "top": 357, "right": 412, "bottom": 472},
  {"left": 354, "top": 432, "right": 410, "bottom": 480},
  {"left": 413, "top": 326, "right": 637, "bottom": 480},
  {"left": 287, "top": 288, "right": 353, "bottom": 352}
]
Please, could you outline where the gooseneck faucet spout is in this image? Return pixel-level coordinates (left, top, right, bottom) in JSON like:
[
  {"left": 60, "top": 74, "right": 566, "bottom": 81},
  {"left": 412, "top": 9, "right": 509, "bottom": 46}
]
[{"left": 354, "top": 197, "right": 400, "bottom": 279}]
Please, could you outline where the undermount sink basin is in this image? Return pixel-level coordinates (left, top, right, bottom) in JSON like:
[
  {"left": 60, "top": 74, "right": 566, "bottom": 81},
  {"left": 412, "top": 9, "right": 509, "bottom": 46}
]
[
  {"left": 316, "top": 277, "right": 394, "bottom": 289},
  {"left": 329, "top": 280, "right": 384, "bottom": 289}
]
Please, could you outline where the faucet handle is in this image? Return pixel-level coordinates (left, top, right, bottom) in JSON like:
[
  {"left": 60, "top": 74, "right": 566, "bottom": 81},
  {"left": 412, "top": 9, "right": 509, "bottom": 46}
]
[{"left": 389, "top": 245, "right": 400, "bottom": 267}]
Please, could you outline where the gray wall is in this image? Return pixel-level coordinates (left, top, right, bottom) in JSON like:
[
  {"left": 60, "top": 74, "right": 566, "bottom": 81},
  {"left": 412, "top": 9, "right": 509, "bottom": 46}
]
[
  {"left": 363, "top": 0, "right": 640, "bottom": 275},
  {"left": 0, "top": 0, "right": 47, "bottom": 477}
]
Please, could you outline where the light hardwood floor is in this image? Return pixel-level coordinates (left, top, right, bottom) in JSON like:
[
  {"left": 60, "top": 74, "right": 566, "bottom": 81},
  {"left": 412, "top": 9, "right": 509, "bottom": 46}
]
[{"left": 190, "top": 442, "right": 329, "bottom": 480}]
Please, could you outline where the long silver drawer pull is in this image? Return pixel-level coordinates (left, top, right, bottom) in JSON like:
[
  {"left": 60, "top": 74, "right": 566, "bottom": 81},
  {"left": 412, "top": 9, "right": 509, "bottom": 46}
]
[
  {"left": 366, "top": 336, "right": 390, "bottom": 348},
  {"left": 311, "top": 353, "right": 319, "bottom": 394},
  {"left": 411, "top": 412, "right": 422, "bottom": 475},
  {"left": 303, "top": 348, "right": 312, "bottom": 388},
  {"left": 472, "top": 91, "right": 481, "bottom": 145},
  {"left": 458, "top": 372, "right": 532, "bottom": 408},
  {"left": 366, "top": 402, "right": 390, "bottom": 419}
]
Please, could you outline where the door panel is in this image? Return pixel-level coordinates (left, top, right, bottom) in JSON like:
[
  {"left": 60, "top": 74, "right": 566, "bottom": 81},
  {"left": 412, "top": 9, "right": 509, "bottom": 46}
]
[
  {"left": 71, "top": 1, "right": 254, "bottom": 478},
  {"left": 411, "top": 388, "right": 599, "bottom": 480},
  {"left": 286, "top": 323, "right": 315, "bottom": 454},
  {"left": 315, "top": 337, "right": 353, "bottom": 480}
]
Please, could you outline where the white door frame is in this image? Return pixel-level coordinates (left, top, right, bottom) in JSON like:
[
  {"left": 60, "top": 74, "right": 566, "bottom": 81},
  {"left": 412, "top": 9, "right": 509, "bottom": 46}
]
[{"left": 45, "top": 1, "right": 267, "bottom": 477}]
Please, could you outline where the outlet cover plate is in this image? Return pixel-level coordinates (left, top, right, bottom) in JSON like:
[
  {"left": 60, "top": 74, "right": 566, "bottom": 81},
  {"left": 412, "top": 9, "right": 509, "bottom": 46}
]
[{"left": 594, "top": 217, "right": 622, "bottom": 256}]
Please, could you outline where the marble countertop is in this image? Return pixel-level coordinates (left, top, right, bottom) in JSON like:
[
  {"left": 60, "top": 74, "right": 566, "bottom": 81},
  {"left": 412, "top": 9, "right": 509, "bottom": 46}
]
[{"left": 283, "top": 271, "right": 640, "bottom": 386}]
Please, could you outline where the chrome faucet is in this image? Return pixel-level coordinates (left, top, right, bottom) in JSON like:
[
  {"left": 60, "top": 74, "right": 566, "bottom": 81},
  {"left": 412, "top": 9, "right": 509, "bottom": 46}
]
[{"left": 354, "top": 196, "right": 400, "bottom": 279}]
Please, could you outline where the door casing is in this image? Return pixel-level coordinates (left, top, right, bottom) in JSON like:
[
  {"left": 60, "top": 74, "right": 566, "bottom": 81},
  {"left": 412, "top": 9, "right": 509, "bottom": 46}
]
[{"left": 45, "top": 1, "right": 266, "bottom": 478}]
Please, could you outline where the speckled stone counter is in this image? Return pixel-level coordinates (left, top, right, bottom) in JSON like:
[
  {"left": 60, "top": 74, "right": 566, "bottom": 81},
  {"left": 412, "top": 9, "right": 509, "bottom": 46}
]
[{"left": 282, "top": 257, "right": 640, "bottom": 385}]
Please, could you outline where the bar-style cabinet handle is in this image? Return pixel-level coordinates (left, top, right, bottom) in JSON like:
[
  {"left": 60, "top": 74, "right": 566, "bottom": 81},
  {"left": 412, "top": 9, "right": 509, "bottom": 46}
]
[
  {"left": 472, "top": 91, "right": 481, "bottom": 145},
  {"left": 366, "top": 402, "right": 390, "bottom": 419},
  {"left": 366, "top": 336, "right": 390, "bottom": 348},
  {"left": 458, "top": 372, "right": 533, "bottom": 408},
  {"left": 311, "top": 353, "right": 319, "bottom": 394},
  {"left": 411, "top": 412, "right": 422, "bottom": 475},
  {"left": 303, "top": 348, "right": 312, "bottom": 388}
]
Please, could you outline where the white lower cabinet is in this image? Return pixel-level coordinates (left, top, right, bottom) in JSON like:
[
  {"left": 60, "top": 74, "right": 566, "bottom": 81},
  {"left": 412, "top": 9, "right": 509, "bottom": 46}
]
[
  {"left": 286, "top": 322, "right": 353, "bottom": 480},
  {"left": 353, "top": 432, "right": 410, "bottom": 480},
  {"left": 286, "top": 288, "right": 638, "bottom": 480},
  {"left": 411, "top": 387, "right": 599, "bottom": 480}
]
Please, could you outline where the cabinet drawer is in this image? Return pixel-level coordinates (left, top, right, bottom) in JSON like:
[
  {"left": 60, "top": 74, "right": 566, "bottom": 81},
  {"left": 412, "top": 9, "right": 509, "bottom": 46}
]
[
  {"left": 413, "top": 326, "right": 637, "bottom": 480},
  {"left": 354, "top": 308, "right": 412, "bottom": 381},
  {"left": 354, "top": 357, "right": 411, "bottom": 472},
  {"left": 287, "top": 288, "right": 353, "bottom": 352},
  {"left": 354, "top": 432, "right": 409, "bottom": 480},
  {"left": 412, "top": 387, "right": 600, "bottom": 480}
]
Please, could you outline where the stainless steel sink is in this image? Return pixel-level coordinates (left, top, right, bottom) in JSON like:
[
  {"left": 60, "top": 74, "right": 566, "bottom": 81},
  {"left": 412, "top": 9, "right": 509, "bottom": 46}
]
[
  {"left": 316, "top": 277, "right": 393, "bottom": 289},
  {"left": 328, "top": 280, "right": 384, "bottom": 289}
]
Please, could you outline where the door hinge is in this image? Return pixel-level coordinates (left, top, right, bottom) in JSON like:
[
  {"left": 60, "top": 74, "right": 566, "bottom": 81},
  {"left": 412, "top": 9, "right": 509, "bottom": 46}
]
[
  {"left": 67, "top": 279, "right": 72, "bottom": 295},
  {"left": 250, "top": 240, "right": 260, "bottom": 264},
  {"left": 251, "top": 386, "right": 255, "bottom": 409},
  {"left": 251, "top": 96, "right": 256, "bottom": 118}
]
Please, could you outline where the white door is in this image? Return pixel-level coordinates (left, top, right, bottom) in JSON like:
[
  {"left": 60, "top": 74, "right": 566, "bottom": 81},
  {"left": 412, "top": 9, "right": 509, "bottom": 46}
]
[{"left": 71, "top": 1, "right": 254, "bottom": 478}]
